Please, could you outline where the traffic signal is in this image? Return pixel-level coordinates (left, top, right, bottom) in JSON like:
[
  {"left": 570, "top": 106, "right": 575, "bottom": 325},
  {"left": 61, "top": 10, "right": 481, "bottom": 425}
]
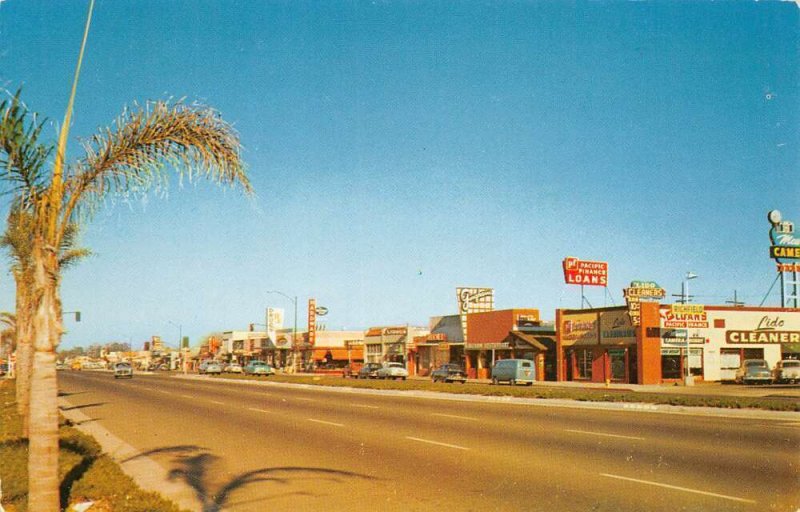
[
  {"left": 249, "top": 323, "right": 254, "bottom": 331},
  {"left": 75, "top": 311, "right": 81, "bottom": 322}
]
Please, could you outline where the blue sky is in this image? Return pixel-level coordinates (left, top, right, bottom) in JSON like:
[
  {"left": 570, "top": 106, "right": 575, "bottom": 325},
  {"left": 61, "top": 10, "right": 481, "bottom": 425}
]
[{"left": 1, "top": 1, "right": 798, "bottom": 349}]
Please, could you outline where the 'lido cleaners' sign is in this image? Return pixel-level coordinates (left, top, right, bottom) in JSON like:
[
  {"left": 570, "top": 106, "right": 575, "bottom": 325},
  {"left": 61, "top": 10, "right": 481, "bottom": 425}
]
[{"left": 623, "top": 281, "right": 666, "bottom": 326}]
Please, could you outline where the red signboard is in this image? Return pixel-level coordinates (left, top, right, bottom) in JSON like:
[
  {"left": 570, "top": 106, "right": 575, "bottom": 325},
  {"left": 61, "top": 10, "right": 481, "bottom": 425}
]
[
  {"left": 307, "top": 298, "right": 316, "bottom": 347},
  {"left": 562, "top": 257, "right": 609, "bottom": 286}
]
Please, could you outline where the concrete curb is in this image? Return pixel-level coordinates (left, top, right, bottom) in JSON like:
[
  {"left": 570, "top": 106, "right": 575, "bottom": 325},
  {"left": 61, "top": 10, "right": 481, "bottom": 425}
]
[{"left": 174, "top": 374, "right": 800, "bottom": 421}]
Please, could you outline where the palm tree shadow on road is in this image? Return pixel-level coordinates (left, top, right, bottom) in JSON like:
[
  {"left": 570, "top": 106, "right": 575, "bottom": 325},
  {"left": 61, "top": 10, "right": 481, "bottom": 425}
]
[{"left": 124, "top": 445, "right": 378, "bottom": 512}]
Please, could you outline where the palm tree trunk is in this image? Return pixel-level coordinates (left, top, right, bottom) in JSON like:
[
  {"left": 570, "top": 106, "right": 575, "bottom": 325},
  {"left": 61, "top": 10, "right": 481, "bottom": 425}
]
[
  {"left": 15, "top": 280, "right": 32, "bottom": 437},
  {"left": 27, "top": 244, "right": 61, "bottom": 512}
]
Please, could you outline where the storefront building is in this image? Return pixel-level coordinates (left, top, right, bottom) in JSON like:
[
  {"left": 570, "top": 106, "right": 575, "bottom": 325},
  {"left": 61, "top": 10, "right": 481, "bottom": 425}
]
[
  {"left": 557, "top": 303, "right": 800, "bottom": 384},
  {"left": 308, "top": 331, "right": 365, "bottom": 372},
  {"left": 414, "top": 315, "right": 465, "bottom": 376},
  {"left": 363, "top": 326, "right": 430, "bottom": 373},
  {"left": 464, "top": 309, "right": 556, "bottom": 380}
]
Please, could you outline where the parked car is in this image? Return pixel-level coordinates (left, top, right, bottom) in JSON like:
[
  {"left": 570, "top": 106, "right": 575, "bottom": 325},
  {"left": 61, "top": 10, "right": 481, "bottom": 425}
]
[
  {"left": 376, "top": 362, "right": 409, "bottom": 380},
  {"left": 431, "top": 363, "right": 467, "bottom": 383},
  {"left": 243, "top": 360, "right": 275, "bottom": 377},
  {"left": 491, "top": 359, "right": 535, "bottom": 386},
  {"left": 357, "top": 362, "right": 383, "bottom": 379},
  {"left": 734, "top": 359, "right": 772, "bottom": 385},
  {"left": 113, "top": 362, "right": 133, "bottom": 379},
  {"left": 772, "top": 360, "right": 800, "bottom": 384},
  {"left": 198, "top": 360, "right": 222, "bottom": 375},
  {"left": 342, "top": 362, "right": 363, "bottom": 378},
  {"left": 224, "top": 363, "right": 243, "bottom": 374}
]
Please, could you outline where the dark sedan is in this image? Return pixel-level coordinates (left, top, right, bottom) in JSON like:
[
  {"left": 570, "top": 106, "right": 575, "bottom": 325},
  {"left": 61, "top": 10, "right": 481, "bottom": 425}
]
[
  {"left": 431, "top": 363, "right": 467, "bottom": 383},
  {"left": 357, "top": 362, "right": 382, "bottom": 379}
]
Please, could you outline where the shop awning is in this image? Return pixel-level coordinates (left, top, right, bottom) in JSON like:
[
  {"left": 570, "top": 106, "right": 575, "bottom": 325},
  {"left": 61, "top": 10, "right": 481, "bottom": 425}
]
[
  {"left": 506, "top": 332, "right": 550, "bottom": 351},
  {"left": 311, "top": 347, "right": 362, "bottom": 361}
]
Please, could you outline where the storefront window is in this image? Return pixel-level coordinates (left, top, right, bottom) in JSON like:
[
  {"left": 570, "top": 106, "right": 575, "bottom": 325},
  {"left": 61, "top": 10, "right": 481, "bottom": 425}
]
[
  {"left": 661, "top": 348, "right": 681, "bottom": 379},
  {"left": 743, "top": 348, "right": 764, "bottom": 360},
  {"left": 720, "top": 348, "right": 741, "bottom": 370},
  {"left": 575, "top": 349, "right": 592, "bottom": 380},
  {"left": 687, "top": 347, "right": 703, "bottom": 377},
  {"left": 609, "top": 349, "right": 626, "bottom": 380}
]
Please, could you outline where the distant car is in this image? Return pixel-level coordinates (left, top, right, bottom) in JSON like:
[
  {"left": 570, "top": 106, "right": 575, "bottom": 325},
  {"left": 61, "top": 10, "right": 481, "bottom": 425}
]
[
  {"left": 198, "top": 360, "right": 222, "bottom": 375},
  {"left": 431, "top": 363, "right": 467, "bottom": 383},
  {"left": 772, "top": 360, "right": 800, "bottom": 384},
  {"left": 56, "top": 363, "right": 69, "bottom": 371},
  {"left": 357, "top": 362, "right": 383, "bottom": 379},
  {"left": 224, "top": 363, "right": 243, "bottom": 374},
  {"left": 113, "top": 362, "right": 133, "bottom": 379},
  {"left": 735, "top": 359, "right": 772, "bottom": 385},
  {"left": 342, "top": 363, "right": 363, "bottom": 378},
  {"left": 243, "top": 360, "right": 274, "bottom": 377},
  {"left": 376, "top": 362, "right": 408, "bottom": 380}
]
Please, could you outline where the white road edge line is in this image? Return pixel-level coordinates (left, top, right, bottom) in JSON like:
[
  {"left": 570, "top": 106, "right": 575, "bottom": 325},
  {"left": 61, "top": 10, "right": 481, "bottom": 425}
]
[
  {"left": 564, "top": 429, "right": 645, "bottom": 441},
  {"left": 307, "top": 418, "right": 344, "bottom": 427},
  {"left": 248, "top": 407, "right": 270, "bottom": 413},
  {"left": 209, "top": 400, "right": 226, "bottom": 405},
  {"left": 180, "top": 394, "right": 193, "bottom": 399},
  {"left": 432, "top": 413, "right": 478, "bottom": 421},
  {"left": 351, "top": 404, "right": 380, "bottom": 409},
  {"left": 406, "top": 436, "right": 469, "bottom": 451},
  {"left": 599, "top": 473, "right": 756, "bottom": 504}
]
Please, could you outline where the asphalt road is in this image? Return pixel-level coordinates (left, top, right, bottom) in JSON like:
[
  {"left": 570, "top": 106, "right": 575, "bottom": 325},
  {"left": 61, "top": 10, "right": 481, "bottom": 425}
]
[{"left": 58, "top": 371, "right": 800, "bottom": 512}]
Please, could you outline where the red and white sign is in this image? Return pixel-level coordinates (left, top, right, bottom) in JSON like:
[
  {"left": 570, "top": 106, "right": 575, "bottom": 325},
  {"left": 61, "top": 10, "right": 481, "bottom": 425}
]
[
  {"left": 562, "top": 257, "right": 609, "bottom": 286},
  {"left": 307, "top": 298, "right": 316, "bottom": 347}
]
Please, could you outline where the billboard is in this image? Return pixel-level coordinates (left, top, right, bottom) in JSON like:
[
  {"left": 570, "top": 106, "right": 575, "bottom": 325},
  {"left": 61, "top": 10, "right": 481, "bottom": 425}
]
[
  {"left": 562, "top": 257, "right": 609, "bottom": 287},
  {"left": 768, "top": 210, "right": 800, "bottom": 265},
  {"left": 560, "top": 311, "right": 599, "bottom": 346},
  {"left": 457, "top": 287, "right": 494, "bottom": 342}
]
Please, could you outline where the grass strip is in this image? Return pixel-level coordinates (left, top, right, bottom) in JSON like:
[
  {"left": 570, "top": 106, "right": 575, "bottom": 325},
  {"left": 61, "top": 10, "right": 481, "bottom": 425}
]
[
  {"left": 211, "top": 373, "right": 800, "bottom": 412},
  {"left": 0, "top": 380, "right": 186, "bottom": 512}
]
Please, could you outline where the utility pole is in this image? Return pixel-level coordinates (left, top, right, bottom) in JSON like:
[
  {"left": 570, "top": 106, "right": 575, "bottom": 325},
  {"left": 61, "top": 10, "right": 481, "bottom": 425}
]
[{"left": 725, "top": 290, "right": 745, "bottom": 307}]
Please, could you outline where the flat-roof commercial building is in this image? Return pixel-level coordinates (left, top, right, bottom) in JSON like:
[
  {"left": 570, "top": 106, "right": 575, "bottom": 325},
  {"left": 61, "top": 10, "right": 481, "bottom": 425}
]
[{"left": 556, "top": 303, "right": 800, "bottom": 384}]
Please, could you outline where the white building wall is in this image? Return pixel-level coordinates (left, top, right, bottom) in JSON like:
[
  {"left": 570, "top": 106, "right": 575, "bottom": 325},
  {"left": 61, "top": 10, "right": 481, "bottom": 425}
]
[{"left": 659, "top": 307, "right": 798, "bottom": 381}]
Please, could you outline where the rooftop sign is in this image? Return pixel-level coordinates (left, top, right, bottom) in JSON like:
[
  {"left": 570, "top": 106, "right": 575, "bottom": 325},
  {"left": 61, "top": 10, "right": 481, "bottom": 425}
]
[{"left": 562, "top": 257, "right": 609, "bottom": 287}]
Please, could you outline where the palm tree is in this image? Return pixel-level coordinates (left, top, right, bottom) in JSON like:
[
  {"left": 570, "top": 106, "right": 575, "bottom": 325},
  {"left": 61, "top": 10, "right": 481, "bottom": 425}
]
[
  {"left": 1, "top": 204, "right": 89, "bottom": 436},
  {"left": 1, "top": 56, "right": 250, "bottom": 512}
]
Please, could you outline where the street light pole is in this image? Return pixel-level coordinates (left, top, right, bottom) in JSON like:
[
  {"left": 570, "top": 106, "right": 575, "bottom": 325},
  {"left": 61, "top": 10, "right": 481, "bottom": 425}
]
[
  {"left": 684, "top": 272, "right": 697, "bottom": 386},
  {"left": 168, "top": 320, "right": 184, "bottom": 373},
  {"left": 266, "top": 290, "right": 298, "bottom": 373}
]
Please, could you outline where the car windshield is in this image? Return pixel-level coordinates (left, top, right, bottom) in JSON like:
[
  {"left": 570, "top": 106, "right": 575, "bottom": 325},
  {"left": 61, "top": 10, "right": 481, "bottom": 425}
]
[
  {"left": 387, "top": 363, "right": 403, "bottom": 368},
  {"left": 745, "top": 361, "right": 767, "bottom": 368},
  {"left": 782, "top": 361, "right": 800, "bottom": 368}
]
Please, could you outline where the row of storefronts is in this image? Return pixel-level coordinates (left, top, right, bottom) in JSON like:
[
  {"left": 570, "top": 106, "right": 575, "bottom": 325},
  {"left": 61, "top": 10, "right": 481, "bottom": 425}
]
[{"left": 204, "top": 301, "right": 798, "bottom": 385}]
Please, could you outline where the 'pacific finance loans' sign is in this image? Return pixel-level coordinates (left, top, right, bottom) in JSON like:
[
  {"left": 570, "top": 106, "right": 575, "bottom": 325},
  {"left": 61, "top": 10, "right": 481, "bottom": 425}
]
[
  {"left": 623, "top": 281, "right": 666, "bottom": 327},
  {"left": 562, "top": 257, "right": 609, "bottom": 286}
]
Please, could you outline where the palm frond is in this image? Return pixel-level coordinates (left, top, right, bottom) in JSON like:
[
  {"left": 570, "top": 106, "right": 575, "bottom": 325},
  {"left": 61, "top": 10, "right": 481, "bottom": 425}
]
[
  {"left": 63, "top": 100, "right": 251, "bottom": 224},
  {"left": 0, "top": 89, "right": 52, "bottom": 206},
  {"left": 59, "top": 247, "right": 92, "bottom": 270}
]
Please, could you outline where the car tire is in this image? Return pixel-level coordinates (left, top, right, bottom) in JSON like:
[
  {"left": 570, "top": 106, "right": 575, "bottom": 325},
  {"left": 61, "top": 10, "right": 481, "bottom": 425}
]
[
  {"left": 509, "top": 379, "right": 516, "bottom": 386},
  {"left": 491, "top": 377, "right": 498, "bottom": 385}
]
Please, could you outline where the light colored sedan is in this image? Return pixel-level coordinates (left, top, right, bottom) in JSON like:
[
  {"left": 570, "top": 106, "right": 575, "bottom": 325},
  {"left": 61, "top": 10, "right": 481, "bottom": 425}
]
[
  {"left": 243, "top": 361, "right": 275, "bottom": 377},
  {"left": 773, "top": 360, "right": 800, "bottom": 384},
  {"left": 224, "top": 363, "right": 243, "bottom": 374},
  {"left": 376, "top": 362, "right": 408, "bottom": 380},
  {"left": 113, "top": 362, "right": 133, "bottom": 379}
]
